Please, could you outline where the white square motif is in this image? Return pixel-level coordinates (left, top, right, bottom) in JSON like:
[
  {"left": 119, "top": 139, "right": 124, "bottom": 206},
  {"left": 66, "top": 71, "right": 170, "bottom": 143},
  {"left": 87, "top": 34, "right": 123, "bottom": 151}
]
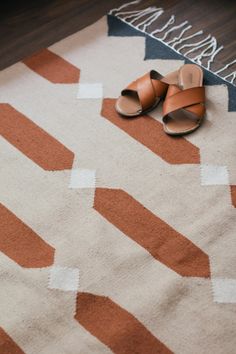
[
  {"left": 49, "top": 266, "right": 80, "bottom": 292},
  {"left": 200, "top": 165, "right": 229, "bottom": 185},
  {"left": 69, "top": 169, "right": 96, "bottom": 189},
  {"left": 77, "top": 83, "right": 103, "bottom": 99},
  {"left": 212, "top": 278, "right": 236, "bottom": 303}
]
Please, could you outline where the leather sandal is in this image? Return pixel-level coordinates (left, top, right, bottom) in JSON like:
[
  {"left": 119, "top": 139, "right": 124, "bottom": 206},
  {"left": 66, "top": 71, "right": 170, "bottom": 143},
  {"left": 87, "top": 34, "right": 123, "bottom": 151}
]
[
  {"left": 162, "top": 64, "right": 205, "bottom": 135},
  {"left": 115, "top": 69, "right": 179, "bottom": 117}
]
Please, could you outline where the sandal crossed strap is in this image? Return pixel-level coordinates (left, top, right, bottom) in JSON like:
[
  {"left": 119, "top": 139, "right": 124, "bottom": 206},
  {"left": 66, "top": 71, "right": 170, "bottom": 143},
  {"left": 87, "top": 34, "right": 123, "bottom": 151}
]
[
  {"left": 116, "top": 70, "right": 169, "bottom": 117},
  {"left": 115, "top": 64, "right": 205, "bottom": 136},
  {"left": 162, "top": 84, "right": 205, "bottom": 135}
]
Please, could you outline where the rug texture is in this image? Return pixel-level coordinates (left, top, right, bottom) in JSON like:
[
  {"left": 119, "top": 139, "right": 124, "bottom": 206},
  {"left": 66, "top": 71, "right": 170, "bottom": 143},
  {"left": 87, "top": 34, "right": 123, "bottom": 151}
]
[{"left": 0, "top": 10, "right": 236, "bottom": 354}]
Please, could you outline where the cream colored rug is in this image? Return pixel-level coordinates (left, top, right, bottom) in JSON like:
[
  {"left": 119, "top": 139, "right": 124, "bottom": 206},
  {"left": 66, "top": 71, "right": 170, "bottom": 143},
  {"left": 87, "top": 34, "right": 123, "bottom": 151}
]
[{"left": 0, "top": 13, "right": 236, "bottom": 354}]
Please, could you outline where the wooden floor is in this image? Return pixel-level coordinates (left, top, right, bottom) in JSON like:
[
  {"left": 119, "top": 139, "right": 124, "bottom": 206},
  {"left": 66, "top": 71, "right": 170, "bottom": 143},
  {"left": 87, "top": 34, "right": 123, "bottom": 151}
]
[{"left": 0, "top": 0, "right": 235, "bottom": 70}]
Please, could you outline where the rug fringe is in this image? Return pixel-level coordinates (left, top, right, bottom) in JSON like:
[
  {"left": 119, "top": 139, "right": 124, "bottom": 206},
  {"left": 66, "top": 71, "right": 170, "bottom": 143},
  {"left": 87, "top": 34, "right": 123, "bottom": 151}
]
[
  {"left": 109, "top": 0, "right": 236, "bottom": 86},
  {"left": 166, "top": 24, "right": 192, "bottom": 45},
  {"left": 215, "top": 59, "right": 236, "bottom": 84},
  {"left": 171, "top": 29, "right": 203, "bottom": 49},
  {"left": 109, "top": 0, "right": 142, "bottom": 15}
]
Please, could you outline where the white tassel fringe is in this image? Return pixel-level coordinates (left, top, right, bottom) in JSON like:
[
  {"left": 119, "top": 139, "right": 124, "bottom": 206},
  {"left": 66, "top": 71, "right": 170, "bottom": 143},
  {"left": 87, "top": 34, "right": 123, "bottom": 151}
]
[{"left": 109, "top": 1, "right": 235, "bottom": 85}]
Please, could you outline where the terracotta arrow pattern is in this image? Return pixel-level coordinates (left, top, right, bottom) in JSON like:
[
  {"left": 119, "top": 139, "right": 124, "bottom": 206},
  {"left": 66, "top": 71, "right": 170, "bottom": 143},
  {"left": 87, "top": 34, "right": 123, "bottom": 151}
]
[
  {"left": 94, "top": 188, "right": 210, "bottom": 278},
  {"left": 22, "top": 48, "right": 80, "bottom": 84},
  {"left": 0, "top": 104, "right": 74, "bottom": 171},
  {"left": 0, "top": 203, "right": 54, "bottom": 268},
  {"left": 75, "top": 292, "right": 173, "bottom": 354},
  {"left": 0, "top": 327, "right": 25, "bottom": 354}
]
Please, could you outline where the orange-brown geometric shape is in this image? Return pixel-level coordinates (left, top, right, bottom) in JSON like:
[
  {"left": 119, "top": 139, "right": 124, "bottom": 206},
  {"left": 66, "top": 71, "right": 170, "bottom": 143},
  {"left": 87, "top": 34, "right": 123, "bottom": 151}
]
[
  {"left": 101, "top": 98, "right": 200, "bottom": 164},
  {"left": 0, "top": 104, "right": 74, "bottom": 170},
  {"left": 0, "top": 327, "right": 25, "bottom": 354},
  {"left": 230, "top": 185, "right": 236, "bottom": 208},
  {"left": 75, "top": 292, "right": 173, "bottom": 354},
  {"left": 22, "top": 48, "right": 80, "bottom": 83},
  {"left": 0, "top": 203, "right": 55, "bottom": 268},
  {"left": 94, "top": 188, "right": 210, "bottom": 278}
]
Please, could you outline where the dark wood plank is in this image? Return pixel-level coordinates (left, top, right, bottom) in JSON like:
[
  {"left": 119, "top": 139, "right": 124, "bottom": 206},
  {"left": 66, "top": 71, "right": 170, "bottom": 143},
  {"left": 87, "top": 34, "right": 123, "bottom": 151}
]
[
  {"left": 0, "top": 0, "right": 235, "bottom": 70},
  {"left": 0, "top": 0, "right": 127, "bottom": 70},
  {"left": 132, "top": 0, "right": 236, "bottom": 66}
]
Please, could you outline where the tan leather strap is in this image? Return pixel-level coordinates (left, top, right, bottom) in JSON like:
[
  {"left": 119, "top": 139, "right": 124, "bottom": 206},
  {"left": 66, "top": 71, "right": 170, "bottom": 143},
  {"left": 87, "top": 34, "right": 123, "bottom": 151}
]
[
  {"left": 136, "top": 73, "right": 156, "bottom": 110},
  {"left": 122, "top": 71, "right": 168, "bottom": 110},
  {"left": 163, "top": 85, "right": 205, "bottom": 118}
]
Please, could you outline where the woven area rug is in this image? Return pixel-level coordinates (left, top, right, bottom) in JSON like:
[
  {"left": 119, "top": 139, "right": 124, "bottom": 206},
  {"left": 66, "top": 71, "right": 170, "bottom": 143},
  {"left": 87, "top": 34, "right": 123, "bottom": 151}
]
[{"left": 0, "top": 6, "right": 236, "bottom": 354}]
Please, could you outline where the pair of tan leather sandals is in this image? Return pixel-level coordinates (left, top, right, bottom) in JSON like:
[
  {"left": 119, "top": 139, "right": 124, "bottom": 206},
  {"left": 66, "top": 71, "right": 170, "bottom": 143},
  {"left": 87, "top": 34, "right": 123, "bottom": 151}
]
[{"left": 115, "top": 64, "right": 205, "bottom": 136}]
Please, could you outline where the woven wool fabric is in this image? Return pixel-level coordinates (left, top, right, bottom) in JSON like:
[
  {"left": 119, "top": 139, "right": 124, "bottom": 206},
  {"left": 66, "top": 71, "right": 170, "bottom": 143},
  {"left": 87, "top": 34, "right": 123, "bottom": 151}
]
[{"left": 0, "top": 15, "right": 236, "bottom": 354}]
